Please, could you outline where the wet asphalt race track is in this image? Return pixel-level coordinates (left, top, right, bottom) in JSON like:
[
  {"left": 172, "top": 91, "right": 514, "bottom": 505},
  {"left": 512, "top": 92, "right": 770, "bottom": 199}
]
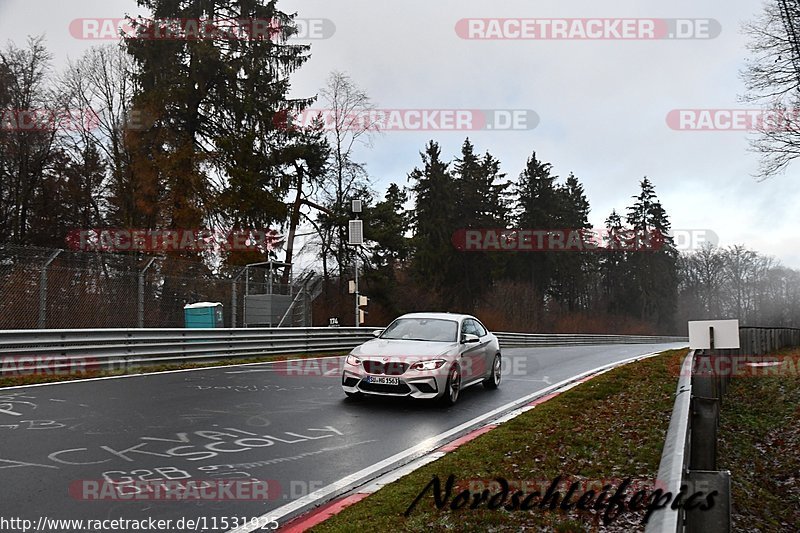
[{"left": 0, "top": 343, "right": 686, "bottom": 532}]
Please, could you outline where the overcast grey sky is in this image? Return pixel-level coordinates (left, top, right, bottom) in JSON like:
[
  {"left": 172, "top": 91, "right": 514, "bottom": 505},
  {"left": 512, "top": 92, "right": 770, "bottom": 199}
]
[{"left": 2, "top": 0, "right": 797, "bottom": 266}]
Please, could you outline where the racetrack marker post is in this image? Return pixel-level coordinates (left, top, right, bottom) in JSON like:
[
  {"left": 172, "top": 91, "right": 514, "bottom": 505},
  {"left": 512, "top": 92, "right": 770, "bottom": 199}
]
[{"left": 349, "top": 199, "right": 364, "bottom": 326}]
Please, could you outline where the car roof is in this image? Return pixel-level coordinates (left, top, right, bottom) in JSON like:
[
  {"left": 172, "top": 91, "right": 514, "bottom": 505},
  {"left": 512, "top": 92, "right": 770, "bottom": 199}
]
[{"left": 395, "top": 312, "right": 474, "bottom": 322}]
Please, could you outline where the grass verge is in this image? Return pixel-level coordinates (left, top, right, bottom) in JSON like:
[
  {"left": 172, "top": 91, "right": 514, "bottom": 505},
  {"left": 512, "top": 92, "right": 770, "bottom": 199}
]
[
  {"left": 0, "top": 351, "right": 348, "bottom": 388},
  {"left": 311, "top": 349, "right": 687, "bottom": 533},
  {"left": 718, "top": 347, "right": 800, "bottom": 532}
]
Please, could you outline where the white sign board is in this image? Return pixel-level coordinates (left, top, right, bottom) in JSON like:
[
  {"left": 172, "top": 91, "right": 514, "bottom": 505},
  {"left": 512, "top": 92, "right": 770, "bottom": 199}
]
[
  {"left": 348, "top": 220, "right": 364, "bottom": 245},
  {"left": 688, "top": 319, "right": 740, "bottom": 349}
]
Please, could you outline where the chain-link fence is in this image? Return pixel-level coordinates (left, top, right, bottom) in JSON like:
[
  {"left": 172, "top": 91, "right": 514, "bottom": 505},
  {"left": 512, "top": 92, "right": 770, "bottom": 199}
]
[{"left": 0, "top": 244, "right": 319, "bottom": 329}]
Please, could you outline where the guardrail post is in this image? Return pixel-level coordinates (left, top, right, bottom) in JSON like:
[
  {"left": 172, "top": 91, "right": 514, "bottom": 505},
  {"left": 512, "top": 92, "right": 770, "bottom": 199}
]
[
  {"left": 685, "top": 470, "right": 732, "bottom": 533},
  {"left": 718, "top": 352, "right": 730, "bottom": 398},
  {"left": 693, "top": 353, "right": 717, "bottom": 399},
  {"left": 690, "top": 396, "right": 719, "bottom": 471}
]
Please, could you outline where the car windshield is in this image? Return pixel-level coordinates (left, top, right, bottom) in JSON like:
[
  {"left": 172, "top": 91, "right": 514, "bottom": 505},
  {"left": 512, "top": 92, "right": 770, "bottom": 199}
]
[{"left": 380, "top": 318, "right": 458, "bottom": 342}]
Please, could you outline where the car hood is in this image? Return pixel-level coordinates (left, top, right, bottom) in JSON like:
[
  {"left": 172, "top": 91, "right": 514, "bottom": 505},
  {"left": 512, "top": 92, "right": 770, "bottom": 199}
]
[{"left": 352, "top": 339, "right": 458, "bottom": 359}]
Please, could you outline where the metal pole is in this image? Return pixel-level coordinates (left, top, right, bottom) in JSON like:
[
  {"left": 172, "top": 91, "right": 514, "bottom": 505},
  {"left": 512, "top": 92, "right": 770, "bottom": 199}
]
[
  {"left": 267, "top": 261, "right": 272, "bottom": 327},
  {"left": 231, "top": 267, "right": 246, "bottom": 329},
  {"left": 289, "top": 263, "right": 293, "bottom": 297},
  {"left": 354, "top": 251, "right": 359, "bottom": 327},
  {"left": 244, "top": 265, "right": 249, "bottom": 328},
  {"left": 138, "top": 257, "right": 157, "bottom": 328},
  {"left": 349, "top": 199, "right": 363, "bottom": 327},
  {"left": 38, "top": 249, "right": 62, "bottom": 329},
  {"left": 231, "top": 282, "right": 237, "bottom": 328}
]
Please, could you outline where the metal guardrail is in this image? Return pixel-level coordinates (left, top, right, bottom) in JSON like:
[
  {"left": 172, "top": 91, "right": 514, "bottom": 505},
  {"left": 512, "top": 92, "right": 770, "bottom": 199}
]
[
  {"left": 648, "top": 348, "right": 734, "bottom": 533},
  {"left": 0, "top": 327, "right": 376, "bottom": 374},
  {"left": 649, "top": 326, "right": 800, "bottom": 533},
  {"left": 0, "top": 327, "right": 688, "bottom": 376},
  {"left": 496, "top": 332, "right": 687, "bottom": 347},
  {"left": 647, "top": 350, "right": 698, "bottom": 533}
]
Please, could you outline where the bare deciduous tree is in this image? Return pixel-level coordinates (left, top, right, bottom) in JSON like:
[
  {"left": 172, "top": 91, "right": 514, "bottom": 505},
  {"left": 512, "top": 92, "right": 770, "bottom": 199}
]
[
  {"left": 742, "top": 1, "right": 800, "bottom": 178},
  {"left": 313, "top": 71, "right": 380, "bottom": 289},
  {"left": 60, "top": 44, "right": 138, "bottom": 225},
  {"left": 0, "top": 36, "right": 59, "bottom": 243},
  {"left": 678, "top": 243, "right": 800, "bottom": 326}
]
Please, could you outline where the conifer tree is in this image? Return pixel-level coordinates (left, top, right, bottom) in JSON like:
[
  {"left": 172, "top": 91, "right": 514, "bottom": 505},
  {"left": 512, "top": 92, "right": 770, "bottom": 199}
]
[
  {"left": 409, "top": 141, "right": 458, "bottom": 304},
  {"left": 625, "top": 177, "right": 678, "bottom": 328}
]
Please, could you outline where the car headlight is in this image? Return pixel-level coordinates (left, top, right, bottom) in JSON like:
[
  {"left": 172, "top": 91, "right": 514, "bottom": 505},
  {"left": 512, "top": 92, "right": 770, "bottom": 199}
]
[
  {"left": 345, "top": 354, "right": 362, "bottom": 366},
  {"left": 410, "top": 359, "right": 446, "bottom": 371}
]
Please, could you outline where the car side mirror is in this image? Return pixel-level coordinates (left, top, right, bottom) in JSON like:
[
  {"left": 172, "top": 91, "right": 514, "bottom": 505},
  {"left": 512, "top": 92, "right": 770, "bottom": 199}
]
[
  {"left": 462, "top": 333, "right": 480, "bottom": 344},
  {"left": 372, "top": 329, "right": 383, "bottom": 338}
]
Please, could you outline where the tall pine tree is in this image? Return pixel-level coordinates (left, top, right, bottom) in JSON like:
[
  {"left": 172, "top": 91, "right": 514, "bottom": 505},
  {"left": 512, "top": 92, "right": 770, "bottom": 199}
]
[
  {"left": 600, "top": 209, "right": 629, "bottom": 315},
  {"left": 409, "top": 141, "right": 458, "bottom": 306},
  {"left": 362, "top": 183, "right": 411, "bottom": 317},
  {"left": 511, "top": 151, "right": 561, "bottom": 308},
  {"left": 551, "top": 173, "right": 592, "bottom": 312},
  {"left": 124, "top": 0, "right": 313, "bottom": 238},
  {"left": 625, "top": 177, "right": 678, "bottom": 330},
  {"left": 451, "top": 139, "right": 509, "bottom": 309}
]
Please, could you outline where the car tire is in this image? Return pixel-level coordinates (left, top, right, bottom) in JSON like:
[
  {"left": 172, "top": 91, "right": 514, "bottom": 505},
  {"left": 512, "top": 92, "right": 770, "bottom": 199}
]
[
  {"left": 483, "top": 354, "right": 501, "bottom": 389},
  {"left": 440, "top": 364, "right": 461, "bottom": 406}
]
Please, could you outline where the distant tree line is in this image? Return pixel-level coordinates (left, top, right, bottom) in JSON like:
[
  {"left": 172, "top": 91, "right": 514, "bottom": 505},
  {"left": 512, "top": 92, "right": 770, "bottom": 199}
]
[
  {"left": 351, "top": 140, "right": 800, "bottom": 333},
  {"left": 678, "top": 244, "right": 800, "bottom": 327},
  {"left": 353, "top": 140, "right": 679, "bottom": 333}
]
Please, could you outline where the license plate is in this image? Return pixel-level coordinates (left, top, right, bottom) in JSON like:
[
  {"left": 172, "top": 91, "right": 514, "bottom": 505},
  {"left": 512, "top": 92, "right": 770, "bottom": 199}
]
[{"left": 367, "top": 376, "right": 400, "bottom": 385}]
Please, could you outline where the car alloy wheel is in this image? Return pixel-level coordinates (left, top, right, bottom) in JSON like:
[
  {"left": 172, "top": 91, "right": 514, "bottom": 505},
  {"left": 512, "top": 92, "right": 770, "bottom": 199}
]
[
  {"left": 484, "top": 354, "right": 501, "bottom": 389},
  {"left": 441, "top": 364, "right": 461, "bottom": 405}
]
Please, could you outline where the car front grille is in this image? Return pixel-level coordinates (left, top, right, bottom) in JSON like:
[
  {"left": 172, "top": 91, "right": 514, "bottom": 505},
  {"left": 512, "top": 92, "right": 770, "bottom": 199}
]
[{"left": 363, "top": 360, "right": 409, "bottom": 376}]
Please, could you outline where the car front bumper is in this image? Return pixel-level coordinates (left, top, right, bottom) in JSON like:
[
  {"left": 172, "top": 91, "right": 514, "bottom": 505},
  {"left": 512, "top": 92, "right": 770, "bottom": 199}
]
[{"left": 341, "top": 367, "right": 446, "bottom": 399}]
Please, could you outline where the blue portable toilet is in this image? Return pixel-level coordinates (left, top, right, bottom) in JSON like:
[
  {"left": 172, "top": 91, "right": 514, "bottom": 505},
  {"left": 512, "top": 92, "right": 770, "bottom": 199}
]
[{"left": 184, "top": 302, "right": 224, "bottom": 328}]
